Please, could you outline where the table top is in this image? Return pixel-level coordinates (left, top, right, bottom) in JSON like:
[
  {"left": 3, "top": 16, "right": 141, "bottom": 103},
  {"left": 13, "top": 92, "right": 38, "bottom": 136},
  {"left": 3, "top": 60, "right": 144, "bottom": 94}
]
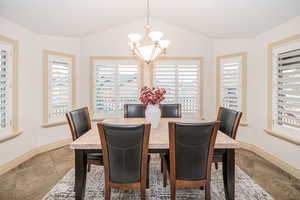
[{"left": 70, "top": 118, "right": 239, "bottom": 150}]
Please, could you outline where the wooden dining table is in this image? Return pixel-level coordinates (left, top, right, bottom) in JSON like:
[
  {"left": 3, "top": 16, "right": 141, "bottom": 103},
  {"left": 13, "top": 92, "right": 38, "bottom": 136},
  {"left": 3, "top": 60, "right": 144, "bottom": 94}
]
[{"left": 70, "top": 118, "right": 239, "bottom": 200}]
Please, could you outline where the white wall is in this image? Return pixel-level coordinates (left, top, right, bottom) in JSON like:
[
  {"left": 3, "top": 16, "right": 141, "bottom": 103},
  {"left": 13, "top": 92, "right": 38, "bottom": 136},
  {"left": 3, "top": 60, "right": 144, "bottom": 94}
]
[
  {"left": 0, "top": 17, "right": 80, "bottom": 165},
  {"left": 80, "top": 18, "right": 215, "bottom": 117},
  {"left": 0, "top": 17, "right": 36, "bottom": 165},
  {"left": 213, "top": 16, "right": 300, "bottom": 169}
]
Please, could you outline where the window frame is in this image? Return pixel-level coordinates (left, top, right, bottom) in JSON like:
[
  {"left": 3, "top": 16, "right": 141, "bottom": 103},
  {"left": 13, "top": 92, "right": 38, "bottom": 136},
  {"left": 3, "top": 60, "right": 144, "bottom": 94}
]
[
  {"left": 216, "top": 52, "right": 247, "bottom": 125},
  {"left": 266, "top": 34, "right": 300, "bottom": 145},
  {"left": 151, "top": 57, "right": 204, "bottom": 118},
  {"left": 42, "top": 50, "right": 76, "bottom": 128},
  {"left": 0, "top": 34, "right": 20, "bottom": 143},
  {"left": 90, "top": 56, "right": 143, "bottom": 120}
]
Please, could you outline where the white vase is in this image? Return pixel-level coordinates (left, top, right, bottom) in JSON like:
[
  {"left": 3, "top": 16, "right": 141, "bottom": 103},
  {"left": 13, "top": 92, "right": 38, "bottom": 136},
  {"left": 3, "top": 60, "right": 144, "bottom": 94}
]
[{"left": 145, "top": 104, "right": 161, "bottom": 128}]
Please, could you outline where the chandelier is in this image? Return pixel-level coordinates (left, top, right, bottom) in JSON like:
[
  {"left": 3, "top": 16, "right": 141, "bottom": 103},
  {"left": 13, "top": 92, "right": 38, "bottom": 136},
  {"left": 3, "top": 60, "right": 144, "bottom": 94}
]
[{"left": 128, "top": 0, "right": 170, "bottom": 64}]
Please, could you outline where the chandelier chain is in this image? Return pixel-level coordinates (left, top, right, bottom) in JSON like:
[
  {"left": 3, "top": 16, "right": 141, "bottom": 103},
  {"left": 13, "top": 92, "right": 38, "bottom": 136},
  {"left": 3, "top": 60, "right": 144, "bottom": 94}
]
[{"left": 146, "top": 0, "right": 150, "bottom": 26}]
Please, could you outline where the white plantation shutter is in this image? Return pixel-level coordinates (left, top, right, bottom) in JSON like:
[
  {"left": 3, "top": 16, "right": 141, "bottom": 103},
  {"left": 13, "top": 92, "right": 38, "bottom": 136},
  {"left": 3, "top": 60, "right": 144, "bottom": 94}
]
[
  {"left": 220, "top": 57, "right": 242, "bottom": 110},
  {"left": 272, "top": 41, "right": 300, "bottom": 132},
  {"left": 155, "top": 64, "right": 176, "bottom": 104},
  {"left": 94, "top": 59, "right": 140, "bottom": 116},
  {"left": 155, "top": 60, "right": 200, "bottom": 116},
  {"left": 48, "top": 56, "right": 72, "bottom": 122},
  {"left": 0, "top": 43, "right": 12, "bottom": 131}
]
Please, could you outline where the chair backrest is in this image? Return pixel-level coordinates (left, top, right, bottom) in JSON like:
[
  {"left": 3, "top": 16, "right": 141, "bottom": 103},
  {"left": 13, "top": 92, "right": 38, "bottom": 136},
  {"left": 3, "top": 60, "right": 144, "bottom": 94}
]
[
  {"left": 160, "top": 104, "right": 181, "bottom": 118},
  {"left": 66, "top": 107, "right": 91, "bottom": 141},
  {"left": 168, "top": 121, "right": 219, "bottom": 182},
  {"left": 124, "top": 104, "right": 146, "bottom": 118},
  {"left": 217, "top": 107, "right": 242, "bottom": 139},
  {"left": 97, "top": 122, "right": 151, "bottom": 185}
]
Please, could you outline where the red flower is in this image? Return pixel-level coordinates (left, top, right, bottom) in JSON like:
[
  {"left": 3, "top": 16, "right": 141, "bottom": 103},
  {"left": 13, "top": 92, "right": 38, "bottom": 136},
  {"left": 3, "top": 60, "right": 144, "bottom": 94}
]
[{"left": 139, "top": 86, "right": 166, "bottom": 105}]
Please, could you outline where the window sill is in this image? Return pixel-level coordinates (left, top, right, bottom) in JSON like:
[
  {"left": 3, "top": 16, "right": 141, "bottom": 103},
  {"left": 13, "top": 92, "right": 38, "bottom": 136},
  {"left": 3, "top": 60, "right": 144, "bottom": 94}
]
[
  {"left": 42, "top": 121, "right": 68, "bottom": 128},
  {"left": 240, "top": 122, "right": 248, "bottom": 127},
  {"left": 264, "top": 129, "right": 300, "bottom": 146},
  {"left": 0, "top": 131, "right": 23, "bottom": 143},
  {"left": 92, "top": 118, "right": 106, "bottom": 122}
]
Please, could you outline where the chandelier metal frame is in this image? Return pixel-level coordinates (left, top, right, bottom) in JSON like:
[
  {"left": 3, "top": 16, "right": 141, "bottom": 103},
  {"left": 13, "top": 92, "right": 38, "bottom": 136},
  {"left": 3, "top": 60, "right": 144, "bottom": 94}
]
[{"left": 128, "top": 0, "right": 170, "bottom": 64}]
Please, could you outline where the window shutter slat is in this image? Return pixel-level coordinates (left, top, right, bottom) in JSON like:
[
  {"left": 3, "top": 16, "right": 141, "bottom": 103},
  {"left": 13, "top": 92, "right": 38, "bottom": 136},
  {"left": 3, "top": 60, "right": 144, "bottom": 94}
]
[
  {"left": 48, "top": 60, "right": 71, "bottom": 121},
  {"left": 0, "top": 47, "right": 10, "bottom": 129},
  {"left": 220, "top": 59, "right": 241, "bottom": 110},
  {"left": 274, "top": 46, "right": 300, "bottom": 129},
  {"left": 94, "top": 61, "right": 139, "bottom": 115},
  {"left": 155, "top": 62, "right": 200, "bottom": 115}
]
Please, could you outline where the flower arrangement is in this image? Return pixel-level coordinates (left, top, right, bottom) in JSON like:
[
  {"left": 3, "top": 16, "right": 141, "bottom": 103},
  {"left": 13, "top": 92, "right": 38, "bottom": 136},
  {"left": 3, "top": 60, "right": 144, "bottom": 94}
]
[{"left": 139, "top": 86, "right": 166, "bottom": 105}]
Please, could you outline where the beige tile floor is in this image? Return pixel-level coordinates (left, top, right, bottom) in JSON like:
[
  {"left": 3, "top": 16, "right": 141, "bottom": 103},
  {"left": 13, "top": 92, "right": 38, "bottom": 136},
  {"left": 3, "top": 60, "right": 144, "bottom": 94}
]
[{"left": 0, "top": 146, "right": 299, "bottom": 200}]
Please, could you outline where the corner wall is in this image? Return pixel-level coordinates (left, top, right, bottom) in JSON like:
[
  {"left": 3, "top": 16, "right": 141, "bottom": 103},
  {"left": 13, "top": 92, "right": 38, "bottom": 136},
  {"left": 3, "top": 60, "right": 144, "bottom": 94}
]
[
  {"left": 0, "top": 17, "right": 80, "bottom": 165},
  {"left": 212, "top": 16, "right": 300, "bottom": 169}
]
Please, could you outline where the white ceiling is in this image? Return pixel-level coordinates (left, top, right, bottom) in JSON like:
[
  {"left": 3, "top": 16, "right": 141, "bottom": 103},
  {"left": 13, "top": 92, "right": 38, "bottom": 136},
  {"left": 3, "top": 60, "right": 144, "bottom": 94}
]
[{"left": 0, "top": 0, "right": 299, "bottom": 38}]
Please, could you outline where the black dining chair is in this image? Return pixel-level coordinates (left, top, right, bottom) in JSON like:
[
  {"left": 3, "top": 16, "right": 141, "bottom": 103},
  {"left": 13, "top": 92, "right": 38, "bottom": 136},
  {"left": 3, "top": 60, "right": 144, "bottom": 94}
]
[
  {"left": 124, "top": 104, "right": 146, "bottom": 118},
  {"left": 97, "top": 122, "right": 151, "bottom": 199},
  {"left": 66, "top": 107, "right": 103, "bottom": 172},
  {"left": 162, "top": 121, "right": 220, "bottom": 200},
  {"left": 214, "top": 107, "right": 242, "bottom": 170},
  {"left": 159, "top": 103, "right": 182, "bottom": 173},
  {"left": 160, "top": 104, "right": 182, "bottom": 118}
]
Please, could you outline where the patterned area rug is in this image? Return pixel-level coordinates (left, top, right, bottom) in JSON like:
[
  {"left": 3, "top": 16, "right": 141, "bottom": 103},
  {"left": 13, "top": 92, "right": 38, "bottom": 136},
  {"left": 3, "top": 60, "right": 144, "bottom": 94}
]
[{"left": 43, "top": 158, "right": 273, "bottom": 200}]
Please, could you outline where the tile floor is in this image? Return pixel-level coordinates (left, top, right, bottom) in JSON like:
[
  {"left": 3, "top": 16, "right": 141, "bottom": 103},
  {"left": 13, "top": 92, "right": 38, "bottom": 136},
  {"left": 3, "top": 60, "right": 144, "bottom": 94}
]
[{"left": 0, "top": 146, "right": 299, "bottom": 200}]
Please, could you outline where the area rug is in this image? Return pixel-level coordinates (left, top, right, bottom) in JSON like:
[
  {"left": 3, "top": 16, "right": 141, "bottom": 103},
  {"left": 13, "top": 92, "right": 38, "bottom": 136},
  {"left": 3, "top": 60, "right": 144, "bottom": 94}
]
[{"left": 43, "top": 157, "right": 273, "bottom": 200}]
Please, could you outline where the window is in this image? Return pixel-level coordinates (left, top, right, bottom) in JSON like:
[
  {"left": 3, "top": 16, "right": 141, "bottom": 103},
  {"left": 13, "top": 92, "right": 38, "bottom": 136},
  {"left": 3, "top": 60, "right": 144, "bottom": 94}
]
[
  {"left": 0, "top": 42, "right": 12, "bottom": 131},
  {"left": 216, "top": 52, "right": 247, "bottom": 123},
  {"left": 269, "top": 37, "right": 300, "bottom": 138},
  {"left": 91, "top": 57, "right": 142, "bottom": 118},
  {"left": 0, "top": 35, "right": 18, "bottom": 138},
  {"left": 43, "top": 50, "right": 75, "bottom": 127},
  {"left": 153, "top": 58, "right": 203, "bottom": 117}
]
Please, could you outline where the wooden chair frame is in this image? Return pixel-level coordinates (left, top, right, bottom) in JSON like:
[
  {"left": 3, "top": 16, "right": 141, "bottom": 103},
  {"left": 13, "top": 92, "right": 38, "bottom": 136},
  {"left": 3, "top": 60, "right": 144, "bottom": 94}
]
[
  {"left": 214, "top": 107, "right": 242, "bottom": 169},
  {"left": 216, "top": 107, "right": 243, "bottom": 140},
  {"left": 160, "top": 104, "right": 182, "bottom": 118},
  {"left": 124, "top": 104, "right": 146, "bottom": 118},
  {"left": 97, "top": 122, "right": 151, "bottom": 200},
  {"left": 66, "top": 107, "right": 102, "bottom": 172},
  {"left": 164, "top": 121, "right": 220, "bottom": 200}
]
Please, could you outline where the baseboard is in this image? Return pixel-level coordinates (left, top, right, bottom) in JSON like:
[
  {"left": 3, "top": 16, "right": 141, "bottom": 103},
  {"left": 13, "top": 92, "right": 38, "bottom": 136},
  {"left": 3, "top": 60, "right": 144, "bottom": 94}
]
[
  {"left": 0, "top": 138, "right": 72, "bottom": 176},
  {"left": 239, "top": 141, "right": 300, "bottom": 180},
  {"left": 1, "top": 138, "right": 299, "bottom": 181}
]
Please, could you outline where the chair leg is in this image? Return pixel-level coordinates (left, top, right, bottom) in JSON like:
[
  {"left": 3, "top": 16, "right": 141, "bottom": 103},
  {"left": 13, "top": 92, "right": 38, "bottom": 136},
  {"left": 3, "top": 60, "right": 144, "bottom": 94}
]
[
  {"left": 141, "top": 188, "right": 146, "bottom": 200},
  {"left": 87, "top": 163, "right": 91, "bottom": 172},
  {"left": 160, "top": 154, "right": 164, "bottom": 173},
  {"left": 163, "top": 165, "right": 167, "bottom": 187},
  {"left": 170, "top": 184, "right": 176, "bottom": 200},
  {"left": 205, "top": 184, "right": 211, "bottom": 200},
  {"left": 146, "top": 162, "right": 150, "bottom": 189},
  {"left": 105, "top": 186, "right": 111, "bottom": 200},
  {"left": 215, "top": 162, "right": 218, "bottom": 170}
]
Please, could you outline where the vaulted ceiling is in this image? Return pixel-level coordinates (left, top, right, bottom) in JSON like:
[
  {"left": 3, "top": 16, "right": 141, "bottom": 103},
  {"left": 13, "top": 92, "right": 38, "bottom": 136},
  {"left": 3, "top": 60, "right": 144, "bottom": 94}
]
[{"left": 0, "top": 0, "right": 299, "bottom": 38}]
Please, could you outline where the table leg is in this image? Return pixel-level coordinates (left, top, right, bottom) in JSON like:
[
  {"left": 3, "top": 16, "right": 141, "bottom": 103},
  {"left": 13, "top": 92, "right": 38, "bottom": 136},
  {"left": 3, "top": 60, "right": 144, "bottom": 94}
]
[
  {"left": 222, "top": 149, "right": 235, "bottom": 200},
  {"left": 75, "top": 149, "right": 87, "bottom": 200}
]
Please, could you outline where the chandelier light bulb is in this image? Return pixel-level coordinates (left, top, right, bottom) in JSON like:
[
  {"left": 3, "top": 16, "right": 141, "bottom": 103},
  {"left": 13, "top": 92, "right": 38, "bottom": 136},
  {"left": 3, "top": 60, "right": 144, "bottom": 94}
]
[
  {"left": 128, "top": 33, "right": 142, "bottom": 43},
  {"left": 148, "top": 31, "right": 164, "bottom": 42},
  {"left": 159, "top": 40, "right": 170, "bottom": 49}
]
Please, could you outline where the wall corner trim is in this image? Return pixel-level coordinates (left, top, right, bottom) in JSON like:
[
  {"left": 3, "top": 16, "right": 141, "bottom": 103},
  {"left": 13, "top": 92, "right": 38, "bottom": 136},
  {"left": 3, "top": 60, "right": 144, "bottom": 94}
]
[
  {"left": 0, "top": 138, "right": 72, "bottom": 176},
  {"left": 264, "top": 129, "right": 300, "bottom": 146}
]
